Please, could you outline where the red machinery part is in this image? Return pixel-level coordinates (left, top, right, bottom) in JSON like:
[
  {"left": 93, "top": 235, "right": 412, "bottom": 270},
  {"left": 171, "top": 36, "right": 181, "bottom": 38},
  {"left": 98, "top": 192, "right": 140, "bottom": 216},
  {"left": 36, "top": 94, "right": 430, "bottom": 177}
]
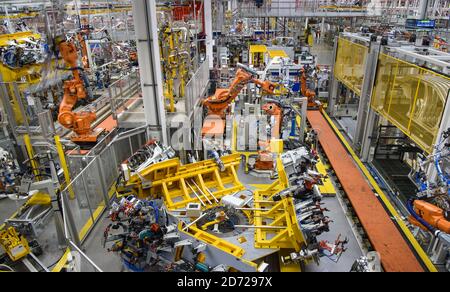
[
  {"left": 172, "top": 1, "right": 205, "bottom": 32},
  {"left": 57, "top": 39, "right": 100, "bottom": 144},
  {"left": 409, "top": 200, "right": 450, "bottom": 234}
]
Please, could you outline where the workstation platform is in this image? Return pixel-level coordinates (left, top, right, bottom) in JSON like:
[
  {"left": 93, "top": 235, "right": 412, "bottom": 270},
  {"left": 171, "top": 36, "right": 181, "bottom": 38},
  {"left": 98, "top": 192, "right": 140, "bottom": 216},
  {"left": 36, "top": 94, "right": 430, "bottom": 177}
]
[{"left": 307, "top": 110, "right": 434, "bottom": 272}]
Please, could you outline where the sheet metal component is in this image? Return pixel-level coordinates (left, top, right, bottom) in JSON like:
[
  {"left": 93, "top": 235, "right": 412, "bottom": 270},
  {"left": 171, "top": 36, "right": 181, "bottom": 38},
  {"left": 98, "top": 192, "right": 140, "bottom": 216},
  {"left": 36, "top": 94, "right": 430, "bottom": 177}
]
[
  {"left": 126, "top": 141, "right": 176, "bottom": 173},
  {"left": 252, "top": 158, "right": 307, "bottom": 251},
  {"left": 126, "top": 153, "right": 245, "bottom": 210},
  {"left": 0, "top": 34, "right": 46, "bottom": 69},
  {"left": 0, "top": 146, "right": 20, "bottom": 194},
  {"left": 351, "top": 252, "right": 382, "bottom": 272}
]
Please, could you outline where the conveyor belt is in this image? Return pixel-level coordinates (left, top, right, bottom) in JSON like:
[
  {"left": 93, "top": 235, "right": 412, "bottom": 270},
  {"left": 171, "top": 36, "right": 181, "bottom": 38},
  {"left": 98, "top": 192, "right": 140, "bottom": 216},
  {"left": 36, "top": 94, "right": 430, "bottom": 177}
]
[{"left": 307, "top": 110, "right": 426, "bottom": 272}]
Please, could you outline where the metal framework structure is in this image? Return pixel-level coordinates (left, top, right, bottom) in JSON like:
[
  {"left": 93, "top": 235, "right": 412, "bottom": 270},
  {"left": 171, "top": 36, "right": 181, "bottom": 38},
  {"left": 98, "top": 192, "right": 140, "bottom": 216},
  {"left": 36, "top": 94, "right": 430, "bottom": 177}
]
[
  {"left": 126, "top": 153, "right": 246, "bottom": 210},
  {"left": 234, "top": 0, "right": 449, "bottom": 21}
]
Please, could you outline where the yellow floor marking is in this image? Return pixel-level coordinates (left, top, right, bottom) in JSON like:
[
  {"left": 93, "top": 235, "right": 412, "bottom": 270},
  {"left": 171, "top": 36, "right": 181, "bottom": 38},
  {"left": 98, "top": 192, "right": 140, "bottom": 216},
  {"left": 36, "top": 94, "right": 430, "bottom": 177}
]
[
  {"left": 316, "top": 159, "right": 336, "bottom": 195},
  {"left": 78, "top": 204, "right": 106, "bottom": 241},
  {"left": 52, "top": 248, "right": 71, "bottom": 272}
]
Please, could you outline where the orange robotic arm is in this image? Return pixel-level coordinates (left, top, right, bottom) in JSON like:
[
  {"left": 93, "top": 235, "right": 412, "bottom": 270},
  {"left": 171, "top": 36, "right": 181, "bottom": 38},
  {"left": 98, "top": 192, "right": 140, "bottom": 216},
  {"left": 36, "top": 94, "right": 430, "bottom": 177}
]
[
  {"left": 77, "top": 33, "right": 90, "bottom": 69},
  {"left": 301, "top": 69, "right": 323, "bottom": 110},
  {"left": 58, "top": 40, "right": 98, "bottom": 143},
  {"left": 203, "top": 63, "right": 276, "bottom": 116},
  {"left": 262, "top": 102, "right": 282, "bottom": 139},
  {"left": 301, "top": 70, "right": 316, "bottom": 101},
  {"left": 409, "top": 200, "right": 450, "bottom": 234},
  {"left": 254, "top": 103, "right": 283, "bottom": 172}
]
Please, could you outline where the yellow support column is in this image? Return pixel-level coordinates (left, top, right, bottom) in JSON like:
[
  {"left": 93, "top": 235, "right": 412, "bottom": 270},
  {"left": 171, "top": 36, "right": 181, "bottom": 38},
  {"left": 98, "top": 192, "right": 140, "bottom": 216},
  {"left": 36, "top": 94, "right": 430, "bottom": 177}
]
[
  {"left": 55, "top": 136, "right": 75, "bottom": 200},
  {"left": 23, "top": 134, "right": 40, "bottom": 180}
]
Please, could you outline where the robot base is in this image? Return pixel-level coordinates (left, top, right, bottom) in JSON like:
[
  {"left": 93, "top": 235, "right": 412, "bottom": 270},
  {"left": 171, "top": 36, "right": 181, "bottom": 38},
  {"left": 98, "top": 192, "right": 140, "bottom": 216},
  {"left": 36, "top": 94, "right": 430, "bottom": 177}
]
[{"left": 71, "top": 128, "right": 106, "bottom": 149}]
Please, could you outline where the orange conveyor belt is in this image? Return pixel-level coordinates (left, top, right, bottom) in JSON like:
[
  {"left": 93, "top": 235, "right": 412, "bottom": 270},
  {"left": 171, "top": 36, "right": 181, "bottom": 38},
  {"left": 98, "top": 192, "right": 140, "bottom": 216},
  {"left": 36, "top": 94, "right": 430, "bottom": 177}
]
[{"left": 307, "top": 110, "right": 424, "bottom": 272}]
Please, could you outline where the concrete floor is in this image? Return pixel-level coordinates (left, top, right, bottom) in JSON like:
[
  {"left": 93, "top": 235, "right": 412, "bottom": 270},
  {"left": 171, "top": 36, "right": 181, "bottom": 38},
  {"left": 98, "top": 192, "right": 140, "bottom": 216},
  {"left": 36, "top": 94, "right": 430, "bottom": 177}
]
[
  {"left": 0, "top": 197, "right": 69, "bottom": 271},
  {"left": 304, "top": 196, "right": 364, "bottom": 272},
  {"left": 82, "top": 214, "right": 123, "bottom": 272},
  {"left": 0, "top": 198, "right": 21, "bottom": 224}
]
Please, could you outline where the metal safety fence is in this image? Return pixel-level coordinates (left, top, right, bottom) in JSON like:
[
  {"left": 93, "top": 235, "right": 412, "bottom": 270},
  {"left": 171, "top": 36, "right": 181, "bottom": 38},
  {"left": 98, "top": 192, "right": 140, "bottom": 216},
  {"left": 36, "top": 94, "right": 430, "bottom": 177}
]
[
  {"left": 371, "top": 53, "right": 450, "bottom": 153},
  {"left": 334, "top": 37, "right": 369, "bottom": 96},
  {"left": 108, "top": 69, "right": 142, "bottom": 127},
  {"left": 184, "top": 61, "right": 210, "bottom": 115},
  {"left": 59, "top": 127, "right": 149, "bottom": 271}
]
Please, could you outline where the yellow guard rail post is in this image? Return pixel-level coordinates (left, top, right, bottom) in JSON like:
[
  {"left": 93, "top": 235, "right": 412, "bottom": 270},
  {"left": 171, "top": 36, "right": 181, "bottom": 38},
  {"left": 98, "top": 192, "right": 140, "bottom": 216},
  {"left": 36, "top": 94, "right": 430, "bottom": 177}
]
[{"left": 55, "top": 136, "right": 75, "bottom": 200}]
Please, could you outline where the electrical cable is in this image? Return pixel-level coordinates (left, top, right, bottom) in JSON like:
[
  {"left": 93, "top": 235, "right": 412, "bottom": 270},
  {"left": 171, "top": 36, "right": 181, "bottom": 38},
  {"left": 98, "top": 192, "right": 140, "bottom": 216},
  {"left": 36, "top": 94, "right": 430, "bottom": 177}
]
[
  {"left": 407, "top": 199, "right": 437, "bottom": 234},
  {"left": 0, "top": 264, "right": 15, "bottom": 272}
]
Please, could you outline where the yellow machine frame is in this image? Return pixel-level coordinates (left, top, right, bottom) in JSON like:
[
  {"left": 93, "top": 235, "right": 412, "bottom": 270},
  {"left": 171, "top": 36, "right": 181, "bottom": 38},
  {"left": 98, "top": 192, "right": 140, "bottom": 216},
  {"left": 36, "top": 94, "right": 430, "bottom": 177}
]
[
  {"left": 180, "top": 222, "right": 245, "bottom": 258},
  {"left": 124, "top": 153, "right": 246, "bottom": 210},
  {"left": 160, "top": 26, "right": 190, "bottom": 113},
  {"left": 0, "top": 227, "right": 30, "bottom": 261},
  {"left": 249, "top": 45, "right": 267, "bottom": 68},
  {"left": 0, "top": 32, "right": 44, "bottom": 124},
  {"left": 253, "top": 158, "right": 307, "bottom": 252},
  {"left": 0, "top": 13, "right": 39, "bottom": 20}
]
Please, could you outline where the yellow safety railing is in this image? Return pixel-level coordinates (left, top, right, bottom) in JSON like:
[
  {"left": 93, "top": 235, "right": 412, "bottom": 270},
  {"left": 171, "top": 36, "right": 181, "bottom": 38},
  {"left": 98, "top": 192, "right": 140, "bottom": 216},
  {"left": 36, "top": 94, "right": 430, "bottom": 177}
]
[
  {"left": 334, "top": 37, "right": 369, "bottom": 96},
  {"left": 371, "top": 53, "right": 450, "bottom": 153}
]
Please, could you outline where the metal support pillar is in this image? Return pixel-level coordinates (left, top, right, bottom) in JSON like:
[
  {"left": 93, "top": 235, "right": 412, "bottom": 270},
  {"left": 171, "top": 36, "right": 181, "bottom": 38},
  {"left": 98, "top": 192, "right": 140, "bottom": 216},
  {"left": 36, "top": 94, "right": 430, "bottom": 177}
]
[
  {"left": 321, "top": 18, "right": 325, "bottom": 40},
  {"left": 360, "top": 107, "right": 378, "bottom": 162},
  {"left": 299, "top": 97, "right": 308, "bottom": 144},
  {"left": 217, "top": 0, "right": 224, "bottom": 32},
  {"left": 204, "top": 0, "right": 214, "bottom": 69},
  {"left": 428, "top": 90, "right": 450, "bottom": 181},
  {"left": 418, "top": 0, "right": 429, "bottom": 19},
  {"left": 132, "top": 0, "right": 168, "bottom": 144},
  {"left": 327, "top": 36, "right": 340, "bottom": 117},
  {"left": 354, "top": 42, "right": 380, "bottom": 152}
]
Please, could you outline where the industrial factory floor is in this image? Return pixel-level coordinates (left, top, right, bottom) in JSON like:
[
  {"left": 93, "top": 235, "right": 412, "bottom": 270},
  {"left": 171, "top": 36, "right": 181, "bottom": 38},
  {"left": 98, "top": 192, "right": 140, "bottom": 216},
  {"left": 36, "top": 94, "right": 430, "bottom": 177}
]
[
  {"left": 304, "top": 196, "right": 364, "bottom": 272},
  {"left": 77, "top": 159, "right": 365, "bottom": 272}
]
